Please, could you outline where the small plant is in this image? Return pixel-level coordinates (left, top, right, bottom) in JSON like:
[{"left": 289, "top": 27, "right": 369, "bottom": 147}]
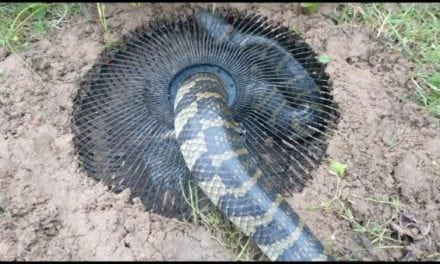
[
  {"left": 300, "top": 3, "right": 320, "bottom": 13},
  {"left": 329, "top": 160, "right": 347, "bottom": 177},
  {"left": 318, "top": 54, "right": 331, "bottom": 64}
]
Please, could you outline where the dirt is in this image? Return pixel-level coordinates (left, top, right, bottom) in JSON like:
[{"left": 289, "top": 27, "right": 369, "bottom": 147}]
[{"left": 0, "top": 3, "right": 439, "bottom": 261}]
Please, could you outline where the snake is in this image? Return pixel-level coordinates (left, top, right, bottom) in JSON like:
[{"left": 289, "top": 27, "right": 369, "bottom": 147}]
[
  {"left": 72, "top": 6, "right": 338, "bottom": 261},
  {"left": 194, "top": 9, "right": 326, "bottom": 142}
]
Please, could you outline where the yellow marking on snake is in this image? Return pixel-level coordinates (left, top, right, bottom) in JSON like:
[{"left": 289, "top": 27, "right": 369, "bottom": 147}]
[
  {"left": 200, "top": 118, "right": 235, "bottom": 130},
  {"left": 198, "top": 168, "right": 263, "bottom": 205},
  {"left": 174, "top": 101, "right": 199, "bottom": 137},
  {"left": 209, "top": 148, "right": 248, "bottom": 167},
  {"left": 175, "top": 78, "right": 218, "bottom": 106},
  {"left": 174, "top": 81, "right": 195, "bottom": 106},
  {"left": 178, "top": 130, "right": 208, "bottom": 170},
  {"left": 228, "top": 194, "right": 284, "bottom": 236},
  {"left": 259, "top": 221, "right": 305, "bottom": 260},
  {"left": 195, "top": 91, "right": 223, "bottom": 100}
]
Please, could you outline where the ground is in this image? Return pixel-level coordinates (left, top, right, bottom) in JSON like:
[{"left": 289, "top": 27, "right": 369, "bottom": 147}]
[{"left": 0, "top": 3, "right": 439, "bottom": 261}]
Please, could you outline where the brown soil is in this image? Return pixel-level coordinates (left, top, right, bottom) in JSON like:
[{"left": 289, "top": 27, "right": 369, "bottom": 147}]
[{"left": 0, "top": 3, "right": 438, "bottom": 261}]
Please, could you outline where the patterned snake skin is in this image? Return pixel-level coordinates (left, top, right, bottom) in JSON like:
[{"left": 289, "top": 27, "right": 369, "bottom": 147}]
[
  {"left": 174, "top": 73, "right": 332, "bottom": 261},
  {"left": 72, "top": 6, "right": 338, "bottom": 261}
]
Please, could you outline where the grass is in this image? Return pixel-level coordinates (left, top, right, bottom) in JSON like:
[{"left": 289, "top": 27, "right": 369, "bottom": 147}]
[
  {"left": 331, "top": 3, "right": 440, "bottom": 117},
  {"left": 0, "top": 3, "right": 80, "bottom": 87},
  {"left": 96, "top": 3, "right": 114, "bottom": 47},
  {"left": 180, "top": 179, "right": 264, "bottom": 261},
  {"left": 0, "top": 3, "right": 80, "bottom": 52}
]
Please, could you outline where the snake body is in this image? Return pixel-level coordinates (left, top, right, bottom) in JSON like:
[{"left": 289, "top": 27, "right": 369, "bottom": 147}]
[
  {"left": 194, "top": 9, "right": 324, "bottom": 141},
  {"left": 174, "top": 73, "right": 331, "bottom": 260},
  {"left": 72, "top": 7, "right": 338, "bottom": 261}
]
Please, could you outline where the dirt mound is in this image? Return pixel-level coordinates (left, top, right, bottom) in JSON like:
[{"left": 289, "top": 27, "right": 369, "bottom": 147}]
[{"left": 0, "top": 3, "right": 438, "bottom": 261}]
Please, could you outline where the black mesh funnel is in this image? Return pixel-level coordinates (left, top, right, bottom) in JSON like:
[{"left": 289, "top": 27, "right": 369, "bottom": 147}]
[{"left": 72, "top": 6, "right": 339, "bottom": 221}]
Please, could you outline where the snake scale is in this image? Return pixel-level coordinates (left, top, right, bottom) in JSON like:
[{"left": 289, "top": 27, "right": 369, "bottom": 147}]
[{"left": 72, "top": 6, "right": 338, "bottom": 261}]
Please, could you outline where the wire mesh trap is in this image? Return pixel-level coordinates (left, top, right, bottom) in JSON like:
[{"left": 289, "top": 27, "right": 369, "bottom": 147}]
[{"left": 72, "top": 5, "right": 339, "bottom": 234}]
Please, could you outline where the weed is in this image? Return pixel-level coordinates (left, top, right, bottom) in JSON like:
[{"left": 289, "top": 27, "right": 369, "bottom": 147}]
[
  {"left": 300, "top": 3, "right": 320, "bottom": 13},
  {"left": 329, "top": 160, "right": 347, "bottom": 177},
  {"left": 318, "top": 54, "right": 331, "bottom": 64}
]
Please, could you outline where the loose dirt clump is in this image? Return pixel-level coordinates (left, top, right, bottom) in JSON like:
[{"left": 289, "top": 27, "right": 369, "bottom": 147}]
[{"left": 0, "top": 3, "right": 438, "bottom": 261}]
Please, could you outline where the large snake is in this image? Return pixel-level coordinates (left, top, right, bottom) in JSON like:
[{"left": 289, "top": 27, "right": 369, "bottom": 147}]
[
  {"left": 174, "top": 73, "right": 332, "bottom": 260},
  {"left": 72, "top": 7, "right": 338, "bottom": 261}
]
